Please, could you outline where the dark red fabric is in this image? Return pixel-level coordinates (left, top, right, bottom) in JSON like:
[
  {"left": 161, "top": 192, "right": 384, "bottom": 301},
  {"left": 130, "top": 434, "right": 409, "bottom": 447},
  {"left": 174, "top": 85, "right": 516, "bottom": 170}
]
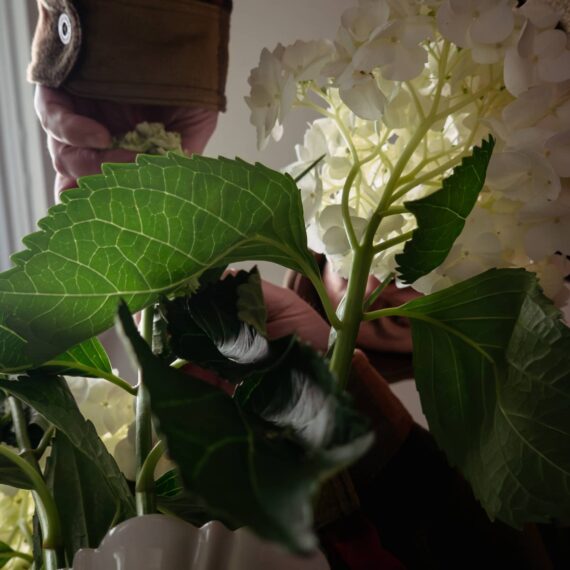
[{"left": 321, "top": 512, "right": 406, "bottom": 570}]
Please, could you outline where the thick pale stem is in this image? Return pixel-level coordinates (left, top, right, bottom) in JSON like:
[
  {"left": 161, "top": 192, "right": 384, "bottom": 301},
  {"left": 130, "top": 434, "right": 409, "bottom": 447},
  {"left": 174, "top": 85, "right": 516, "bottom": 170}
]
[
  {"left": 329, "top": 245, "right": 374, "bottom": 389},
  {"left": 135, "top": 307, "right": 156, "bottom": 516}
]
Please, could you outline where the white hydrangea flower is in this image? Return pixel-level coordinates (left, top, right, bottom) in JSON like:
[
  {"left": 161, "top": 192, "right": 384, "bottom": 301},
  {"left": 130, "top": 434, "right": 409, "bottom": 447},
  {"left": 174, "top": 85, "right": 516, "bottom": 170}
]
[
  {"left": 519, "top": 189, "right": 570, "bottom": 260},
  {"left": 246, "top": 46, "right": 296, "bottom": 149},
  {"left": 518, "top": 0, "right": 563, "bottom": 30},
  {"left": 66, "top": 376, "right": 134, "bottom": 436},
  {"left": 281, "top": 39, "right": 335, "bottom": 82},
  {"left": 0, "top": 489, "right": 33, "bottom": 569},
  {"left": 436, "top": 0, "right": 517, "bottom": 64},
  {"left": 525, "top": 254, "right": 570, "bottom": 306},
  {"left": 500, "top": 82, "right": 570, "bottom": 132},
  {"left": 252, "top": 0, "right": 570, "bottom": 303},
  {"left": 504, "top": 22, "right": 570, "bottom": 96}
]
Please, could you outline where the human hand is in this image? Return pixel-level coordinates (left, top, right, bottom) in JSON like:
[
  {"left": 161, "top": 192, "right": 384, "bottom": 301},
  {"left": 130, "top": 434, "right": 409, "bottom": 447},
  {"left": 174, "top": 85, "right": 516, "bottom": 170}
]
[
  {"left": 262, "top": 280, "right": 330, "bottom": 353},
  {"left": 323, "top": 264, "right": 421, "bottom": 353},
  {"left": 35, "top": 86, "right": 218, "bottom": 197}
]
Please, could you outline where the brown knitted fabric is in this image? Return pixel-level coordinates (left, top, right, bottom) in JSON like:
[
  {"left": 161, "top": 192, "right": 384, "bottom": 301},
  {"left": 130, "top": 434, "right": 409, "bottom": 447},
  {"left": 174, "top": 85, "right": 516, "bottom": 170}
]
[{"left": 28, "top": 0, "right": 231, "bottom": 110}]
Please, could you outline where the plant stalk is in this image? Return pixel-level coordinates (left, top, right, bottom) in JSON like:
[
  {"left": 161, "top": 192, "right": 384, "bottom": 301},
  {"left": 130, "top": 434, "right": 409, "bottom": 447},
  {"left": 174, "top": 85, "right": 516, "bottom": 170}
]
[
  {"left": 135, "top": 306, "right": 156, "bottom": 516},
  {"left": 0, "top": 445, "right": 61, "bottom": 559},
  {"left": 328, "top": 245, "right": 374, "bottom": 389}
]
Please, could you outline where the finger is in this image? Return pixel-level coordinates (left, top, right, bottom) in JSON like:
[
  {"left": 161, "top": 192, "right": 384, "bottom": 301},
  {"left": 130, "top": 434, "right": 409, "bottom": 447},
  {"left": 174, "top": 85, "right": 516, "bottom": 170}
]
[
  {"left": 164, "top": 107, "right": 218, "bottom": 155},
  {"left": 54, "top": 173, "right": 77, "bottom": 196},
  {"left": 35, "top": 86, "right": 112, "bottom": 148},
  {"left": 262, "top": 281, "right": 329, "bottom": 352},
  {"left": 49, "top": 137, "right": 136, "bottom": 180}
]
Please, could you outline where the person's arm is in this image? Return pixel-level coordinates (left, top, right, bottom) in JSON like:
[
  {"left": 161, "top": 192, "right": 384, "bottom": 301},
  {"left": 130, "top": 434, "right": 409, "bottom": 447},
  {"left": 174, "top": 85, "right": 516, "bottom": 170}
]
[{"left": 28, "top": 0, "right": 231, "bottom": 196}]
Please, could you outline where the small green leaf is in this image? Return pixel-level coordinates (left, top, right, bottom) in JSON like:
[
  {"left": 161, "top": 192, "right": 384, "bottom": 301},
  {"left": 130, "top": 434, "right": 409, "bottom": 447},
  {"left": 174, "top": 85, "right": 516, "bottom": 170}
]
[
  {"left": 0, "top": 453, "right": 33, "bottom": 490},
  {"left": 402, "top": 268, "right": 570, "bottom": 527},
  {"left": 0, "top": 375, "right": 135, "bottom": 522},
  {"left": 38, "top": 337, "right": 113, "bottom": 377},
  {"left": 0, "top": 155, "right": 317, "bottom": 372},
  {"left": 396, "top": 136, "right": 495, "bottom": 283},
  {"left": 44, "top": 430, "right": 120, "bottom": 564},
  {"left": 163, "top": 269, "right": 293, "bottom": 382},
  {"left": 118, "top": 302, "right": 372, "bottom": 553}
]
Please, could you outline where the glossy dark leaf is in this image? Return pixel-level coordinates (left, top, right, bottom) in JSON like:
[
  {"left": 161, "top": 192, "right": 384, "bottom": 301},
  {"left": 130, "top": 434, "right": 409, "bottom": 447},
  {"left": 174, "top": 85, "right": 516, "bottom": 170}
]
[
  {"left": 118, "top": 302, "right": 372, "bottom": 553},
  {"left": 0, "top": 453, "right": 33, "bottom": 490},
  {"left": 403, "top": 269, "right": 570, "bottom": 527},
  {"left": 0, "top": 375, "right": 135, "bottom": 522},
  {"left": 45, "top": 430, "right": 119, "bottom": 564},
  {"left": 396, "top": 136, "right": 495, "bottom": 283},
  {"left": 163, "top": 269, "right": 294, "bottom": 382}
]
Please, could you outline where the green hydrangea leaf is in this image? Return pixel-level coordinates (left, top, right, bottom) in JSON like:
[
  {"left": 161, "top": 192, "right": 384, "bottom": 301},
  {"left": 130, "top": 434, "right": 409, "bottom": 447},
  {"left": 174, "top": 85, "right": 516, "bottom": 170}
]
[
  {"left": 396, "top": 136, "right": 495, "bottom": 284},
  {"left": 0, "top": 375, "right": 135, "bottom": 524},
  {"left": 0, "top": 154, "right": 317, "bottom": 372},
  {"left": 44, "top": 430, "right": 121, "bottom": 564},
  {"left": 118, "top": 302, "right": 372, "bottom": 553},
  {"left": 37, "top": 337, "right": 113, "bottom": 377},
  {"left": 163, "top": 268, "right": 293, "bottom": 381},
  {"left": 401, "top": 268, "right": 570, "bottom": 527}
]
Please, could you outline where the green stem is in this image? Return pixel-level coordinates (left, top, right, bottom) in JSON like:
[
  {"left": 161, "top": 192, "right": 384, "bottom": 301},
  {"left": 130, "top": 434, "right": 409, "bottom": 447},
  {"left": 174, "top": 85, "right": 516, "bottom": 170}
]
[
  {"left": 135, "top": 307, "right": 156, "bottom": 516},
  {"left": 8, "top": 398, "right": 61, "bottom": 569},
  {"left": 33, "top": 426, "right": 55, "bottom": 459},
  {"left": 0, "top": 445, "right": 61, "bottom": 552},
  {"left": 372, "top": 230, "right": 414, "bottom": 255},
  {"left": 363, "top": 307, "right": 493, "bottom": 362},
  {"left": 8, "top": 551, "right": 34, "bottom": 564},
  {"left": 363, "top": 273, "right": 394, "bottom": 311},
  {"left": 8, "top": 397, "right": 38, "bottom": 469},
  {"left": 328, "top": 245, "right": 374, "bottom": 389},
  {"left": 170, "top": 358, "right": 188, "bottom": 369},
  {"left": 136, "top": 440, "right": 166, "bottom": 494},
  {"left": 42, "top": 362, "right": 137, "bottom": 396},
  {"left": 306, "top": 266, "right": 342, "bottom": 330}
]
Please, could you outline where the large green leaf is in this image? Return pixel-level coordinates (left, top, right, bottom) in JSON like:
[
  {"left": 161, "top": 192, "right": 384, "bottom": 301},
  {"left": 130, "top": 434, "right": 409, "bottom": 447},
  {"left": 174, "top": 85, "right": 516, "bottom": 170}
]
[
  {"left": 37, "top": 337, "right": 113, "bottom": 377},
  {"left": 44, "top": 430, "right": 120, "bottom": 565},
  {"left": 118, "top": 302, "right": 372, "bottom": 553},
  {"left": 399, "top": 269, "right": 570, "bottom": 527},
  {"left": 396, "top": 136, "right": 495, "bottom": 283},
  {"left": 0, "top": 154, "right": 317, "bottom": 371},
  {"left": 0, "top": 375, "right": 135, "bottom": 521}
]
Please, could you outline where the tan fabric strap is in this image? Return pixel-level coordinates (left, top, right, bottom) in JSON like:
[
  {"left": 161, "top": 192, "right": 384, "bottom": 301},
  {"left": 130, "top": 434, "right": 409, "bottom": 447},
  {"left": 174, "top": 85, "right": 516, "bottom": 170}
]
[{"left": 29, "top": 0, "right": 231, "bottom": 110}]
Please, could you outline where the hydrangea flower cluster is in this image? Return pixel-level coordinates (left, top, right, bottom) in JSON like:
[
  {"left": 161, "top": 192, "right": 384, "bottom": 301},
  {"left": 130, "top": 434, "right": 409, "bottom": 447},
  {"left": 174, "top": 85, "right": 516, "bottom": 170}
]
[
  {"left": 247, "top": 0, "right": 570, "bottom": 304},
  {"left": 66, "top": 375, "right": 136, "bottom": 478},
  {"left": 0, "top": 488, "right": 33, "bottom": 569}
]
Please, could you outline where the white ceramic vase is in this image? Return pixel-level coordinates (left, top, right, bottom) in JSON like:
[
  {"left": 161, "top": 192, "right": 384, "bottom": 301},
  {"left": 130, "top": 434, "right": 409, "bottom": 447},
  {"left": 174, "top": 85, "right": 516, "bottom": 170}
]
[{"left": 69, "top": 515, "right": 330, "bottom": 570}]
